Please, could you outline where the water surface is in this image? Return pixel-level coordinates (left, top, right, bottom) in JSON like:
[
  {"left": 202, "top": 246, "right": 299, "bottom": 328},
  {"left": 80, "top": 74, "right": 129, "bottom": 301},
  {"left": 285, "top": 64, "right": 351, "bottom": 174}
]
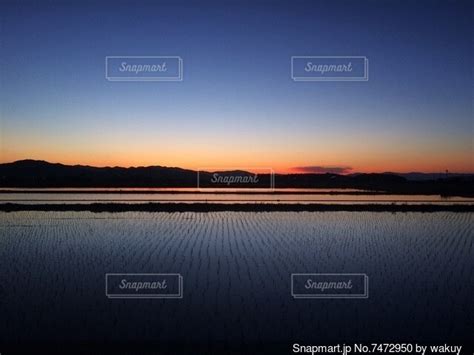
[{"left": 0, "top": 211, "right": 472, "bottom": 348}]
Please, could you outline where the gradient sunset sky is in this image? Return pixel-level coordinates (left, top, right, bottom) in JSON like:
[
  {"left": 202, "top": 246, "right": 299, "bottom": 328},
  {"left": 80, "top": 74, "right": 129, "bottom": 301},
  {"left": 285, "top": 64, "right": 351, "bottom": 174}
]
[{"left": 1, "top": 0, "right": 472, "bottom": 173}]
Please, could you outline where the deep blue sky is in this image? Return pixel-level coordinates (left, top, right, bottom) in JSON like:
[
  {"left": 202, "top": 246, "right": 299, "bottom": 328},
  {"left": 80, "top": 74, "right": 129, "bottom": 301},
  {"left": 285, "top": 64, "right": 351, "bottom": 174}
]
[{"left": 1, "top": 0, "right": 472, "bottom": 172}]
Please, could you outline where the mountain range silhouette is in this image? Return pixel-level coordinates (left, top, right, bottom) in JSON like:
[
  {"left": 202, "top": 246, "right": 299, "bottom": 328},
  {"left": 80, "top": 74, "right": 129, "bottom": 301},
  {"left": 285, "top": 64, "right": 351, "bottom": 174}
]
[{"left": 0, "top": 160, "right": 472, "bottom": 196}]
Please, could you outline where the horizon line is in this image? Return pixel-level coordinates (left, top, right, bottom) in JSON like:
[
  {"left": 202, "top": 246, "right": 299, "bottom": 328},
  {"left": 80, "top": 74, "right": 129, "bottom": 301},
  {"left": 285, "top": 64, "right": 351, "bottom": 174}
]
[{"left": 1, "top": 159, "right": 473, "bottom": 176}]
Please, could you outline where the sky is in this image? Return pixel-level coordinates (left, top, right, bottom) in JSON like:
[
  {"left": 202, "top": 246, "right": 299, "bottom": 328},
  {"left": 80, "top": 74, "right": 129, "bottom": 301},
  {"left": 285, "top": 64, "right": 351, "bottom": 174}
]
[{"left": 0, "top": 0, "right": 472, "bottom": 173}]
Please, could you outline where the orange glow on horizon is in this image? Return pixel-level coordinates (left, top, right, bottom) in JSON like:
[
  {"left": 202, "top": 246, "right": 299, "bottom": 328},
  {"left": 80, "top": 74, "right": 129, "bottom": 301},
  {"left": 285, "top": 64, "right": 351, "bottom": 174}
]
[
  {"left": 1, "top": 151, "right": 473, "bottom": 174},
  {"left": 2, "top": 120, "right": 473, "bottom": 174}
]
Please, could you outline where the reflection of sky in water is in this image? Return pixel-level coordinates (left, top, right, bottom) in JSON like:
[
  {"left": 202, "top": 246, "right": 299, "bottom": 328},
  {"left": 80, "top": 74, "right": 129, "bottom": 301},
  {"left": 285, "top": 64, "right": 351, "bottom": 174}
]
[
  {"left": 1, "top": 211, "right": 472, "bottom": 343},
  {"left": 0, "top": 192, "right": 472, "bottom": 204}
]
